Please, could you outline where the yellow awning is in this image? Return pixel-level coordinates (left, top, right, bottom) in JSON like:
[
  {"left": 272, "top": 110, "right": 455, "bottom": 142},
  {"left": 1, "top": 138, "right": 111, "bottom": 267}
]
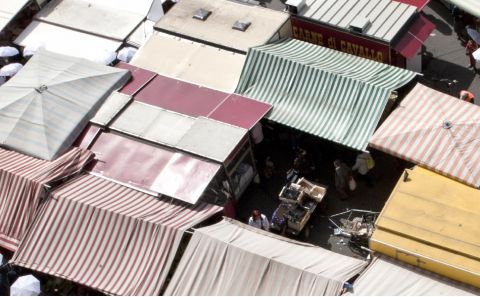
[{"left": 370, "top": 166, "right": 480, "bottom": 288}]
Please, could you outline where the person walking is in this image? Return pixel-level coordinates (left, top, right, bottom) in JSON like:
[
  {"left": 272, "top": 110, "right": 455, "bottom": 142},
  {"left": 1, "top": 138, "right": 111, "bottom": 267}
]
[
  {"left": 334, "top": 160, "right": 352, "bottom": 200},
  {"left": 465, "top": 39, "right": 478, "bottom": 71},
  {"left": 352, "top": 152, "right": 375, "bottom": 187},
  {"left": 459, "top": 90, "right": 475, "bottom": 104}
]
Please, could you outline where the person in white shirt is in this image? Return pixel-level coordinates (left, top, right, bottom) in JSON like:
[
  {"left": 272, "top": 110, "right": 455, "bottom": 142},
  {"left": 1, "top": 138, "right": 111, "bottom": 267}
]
[
  {"left": 248, "top": 209, "right": 270, "bottom": 231},
  {"left": 352, "top": 152, "right": 374, "bottom": 187}
]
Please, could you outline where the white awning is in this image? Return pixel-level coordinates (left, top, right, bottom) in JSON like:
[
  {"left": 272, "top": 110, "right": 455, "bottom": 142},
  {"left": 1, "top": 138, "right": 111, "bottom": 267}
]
[
  {"left": 15, "top": 21, "right": 122, "bottom": 61},
  {"left": 348, "top": 256, "right": 480, "bottom": 296},
  {"left": 0, "top": 0, "right": 29, "bottom": 32},
  {"left": 165, "top": 218, "right": 367, "bottom": 296},
  {"left": 34, "top": 0, "right": 144, "bottom": 41},
  {"left": 446, "top": 0, "right": 480, "bottom": 19},
  {"left": 130, "top": 33, "right": 246, "bottom": 92}
]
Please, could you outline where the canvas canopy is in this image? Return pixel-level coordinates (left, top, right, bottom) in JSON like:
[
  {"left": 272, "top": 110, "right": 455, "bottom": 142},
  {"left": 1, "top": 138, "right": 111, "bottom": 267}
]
[
  {"left": 369, "top": 83, "right": 480, "bottom": 188},
  {"left": 0, "top": 147, "right": 93, "bottom": 251},
  {"left": 15, "top": 21, "right": 122, "bottom": 62},
  {"left": 0, "top": 49, "right": 130, "bottom": 160},
  {"left": 116, "top": 62, "right": 157, "bottom": 96},
  {"left": 445, "top": 0, "right": 480, "bottom": 19},
  {"left": 11, "top": 174, "right": 222, "bottom": 295},
  {"left": 34, "top": 0, "right": 144, "bottom": 41},
  {"left": 79, "top": 130, "right": 221, "bottom": 204},
  {"left": 235, "top": 38, "right": 416, "bottom": 150},
  {"left": 370, "top": 166, "right": 480, "bottom": 288},
  {"left": 154, "top": 0, "right": 290, "bottom": 53},
  {"left": 130, "top": 33, "right": 246, "bottom": 92},
  {"left": 348, "top": 256, "right": 479, "bottom": 295},
  {"left": 0, "top": 0, "right": 29, "bottom": 33},
  {"left": 165, "top": 218, "right": 367, "bottom": 296}
]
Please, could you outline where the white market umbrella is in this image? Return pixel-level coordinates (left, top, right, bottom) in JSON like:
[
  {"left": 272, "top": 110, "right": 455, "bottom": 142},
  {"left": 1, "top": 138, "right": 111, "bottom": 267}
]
[
  {"left": 0, "top": 63, "right": 22, "bottom": 77},
  {"left": 0, "top": 48, "right": 130, "bottom": 160},
  {"left": 0, "top": 46, "right": 19, "bottom": 58},
  {"left": 467, "top": 27, "right": 480, "bottom": 45},
  {"left": 473, "top": 48, "right": 480, "bottom": 61},
  {"left": 23, "top": 42, "right": 45, "bottom": 57},
  {"left": 10, "top": 275, "right": 40, "bottom": 296},
  {"left": 85, "top": 49, "right": 117, "bottom": 65},
  {"left": 117, "top": 47, "right": 137, "bottom": 63}
]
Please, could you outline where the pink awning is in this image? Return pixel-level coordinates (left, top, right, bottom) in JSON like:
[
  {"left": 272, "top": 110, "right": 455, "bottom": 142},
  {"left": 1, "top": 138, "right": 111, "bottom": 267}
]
[
  {"left": 0, "top": 147, "right": 93, "bottom": 251},
  {"left": 87, "top": 131, "right": 220, "bottom": 204},
  {"left": 208, "top": 94, "right": 272, "bottom": 130},
  {"left": 393, "top": 0, "right": 430, "bottom": 10},
  {"left": 12, "top": 174, "right": 222, "bottom": 295},
  {"left": 135, "top": 75, "right": 228, "bottom": 117},
  {"left": 116, "top": 62, "right": 156, "bottom": 96},
  {"left": 394, "top": 14, "right": 435, "bottom": 59},
  {"left": 73, "top": 124, "right": 101, "bottom": 149}
]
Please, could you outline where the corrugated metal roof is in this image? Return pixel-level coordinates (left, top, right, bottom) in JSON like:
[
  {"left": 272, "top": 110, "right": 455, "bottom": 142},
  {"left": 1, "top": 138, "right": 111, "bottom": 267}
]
[
  {"left": 298, "top": 0, "right": 417, "bottom": 43},
  {"left": 154, "top": 0, "right": 290, "bottom": 53},
  {"left": 235, "top": 39, "right": 416, "bottom": 151}
]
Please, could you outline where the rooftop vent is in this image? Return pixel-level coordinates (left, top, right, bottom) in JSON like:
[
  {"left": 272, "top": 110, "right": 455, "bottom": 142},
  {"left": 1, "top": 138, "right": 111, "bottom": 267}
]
[
  {"left": 193, "top": 8, "right": 212, "bottom": 21},
  {"left": 285, "top": 0, "right": 306, "bottom": 14},
  {"left": 349, "top": 16, "right": 371, "bottom": 33},
  {"left": 232, "top": 20, "right": 251, "bottom": 32}
]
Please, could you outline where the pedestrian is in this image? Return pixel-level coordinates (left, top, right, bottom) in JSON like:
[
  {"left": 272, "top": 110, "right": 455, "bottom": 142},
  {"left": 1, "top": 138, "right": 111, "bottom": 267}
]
[
  {"left": 459, "top": 90, "right": 475, "bottom": 103},
  {"left": 465, "top": 39, "right": 478, "bottom": 71},
  {"left": 334, "top": 159, "right": 352, "bottom": 200},
  {"left": 352, "top": 152, "right": 375, "bottom": 187},
  {"left": 248, "top": 209, "right": 270, "bottom": 231}
]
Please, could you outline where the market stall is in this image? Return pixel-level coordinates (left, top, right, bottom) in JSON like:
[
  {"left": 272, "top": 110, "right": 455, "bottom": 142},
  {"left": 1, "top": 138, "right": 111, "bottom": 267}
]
[
  {"left": 369, "top": 83, "right": 480, "bottom": 188},
  {"left": 130, "top": 33, "right": 246, "bottom": 92},
  {"left": 0, "top": 0, "right": 30, "bottom": 33},
  {"left": 370, "top": 166, "right": 480, "bottom": 288},
  {"left": 235, "top": 38, "right": 417, "bottom": 151},
  {"left": 0, "top": 147, "right": 93, "bottom": 251},
  {"left": 154, "top": 0, "right": 291, "bottom": 54},
  {"left": 287, "top": 0, "right": 435, "bottom": 72},
  {"left": 11, "top": 174, "right": 222, "bottom": 296},
  {"left": 348, "top": 255, "right": 479, "bottom": 295},
  {"left": 165, "top": 218, "right": 367, "bottom": 296}
]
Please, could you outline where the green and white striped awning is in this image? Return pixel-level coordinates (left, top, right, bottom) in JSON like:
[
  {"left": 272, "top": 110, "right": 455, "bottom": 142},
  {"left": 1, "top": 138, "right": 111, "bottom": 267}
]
[{"left": 235, "top": 39, "right": 417, "bottom": 151}]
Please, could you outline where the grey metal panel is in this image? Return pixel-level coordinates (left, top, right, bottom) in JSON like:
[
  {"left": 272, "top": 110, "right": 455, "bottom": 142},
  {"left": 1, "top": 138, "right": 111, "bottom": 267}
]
[
  {"left": 176, "top": 117, "right": 248, "bottom": 163},
  {"left": 301, "top": 0, "right": 415, "bottom": 42}
]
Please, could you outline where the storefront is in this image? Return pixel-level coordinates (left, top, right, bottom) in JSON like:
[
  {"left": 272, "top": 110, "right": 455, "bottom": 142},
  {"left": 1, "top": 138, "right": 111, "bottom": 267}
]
[{"left": 287, "top": 0, "right": 435, "bottom": 72}]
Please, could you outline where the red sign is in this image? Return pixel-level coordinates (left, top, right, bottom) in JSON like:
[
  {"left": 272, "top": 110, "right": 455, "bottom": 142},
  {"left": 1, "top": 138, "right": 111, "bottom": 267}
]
[{"left": 291, "top": 17, "right": 392, "bottom": 64}]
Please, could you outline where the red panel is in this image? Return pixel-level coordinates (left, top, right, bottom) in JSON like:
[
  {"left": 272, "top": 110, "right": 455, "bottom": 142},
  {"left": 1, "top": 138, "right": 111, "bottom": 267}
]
[
  {"left": 88, "top": 132, "right": 220, "bottom": 203},
  {"left": 116, "top": 62, "right": 156, "bottom": 96},
  {"left": 135, "top": 75, "right": 228, "bottom": 117},
  {"left": 393, "top": 0, "right": 430, "bottom": 10},
  {"left": 393, "top": 14, "right": 435, "bottom": 59},
  {"left": 208, "top": 94, "right": 272, "bottom": 130}
]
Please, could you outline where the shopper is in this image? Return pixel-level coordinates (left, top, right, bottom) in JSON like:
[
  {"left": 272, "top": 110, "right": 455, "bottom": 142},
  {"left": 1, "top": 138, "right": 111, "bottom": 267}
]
[
  {"left": 334, "top": 159, "right": 352, "bottom": 200},
  {"left": 465, "top": 39, "right": 478, "bottom": 71},
  {"left": 248, "top": 209, "right": 270, "bottom": 231},
  {"left": 352, "top": 152, "right": 375, "bottom": 187},
  {"left": 459, "top": 90, "right": 475, "bottom": 103}
]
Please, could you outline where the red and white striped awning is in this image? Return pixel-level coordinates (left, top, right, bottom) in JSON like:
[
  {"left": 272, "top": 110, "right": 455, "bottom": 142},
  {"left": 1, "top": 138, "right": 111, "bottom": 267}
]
[
  {"left": 369, "top": 83, "right": 480, "bottom": 188},
  {"left": 0, "top": 147, "right": 93, "bottom": 251},
  {"left": 11, "top": 174, "right": 222, "bottom": 296}
]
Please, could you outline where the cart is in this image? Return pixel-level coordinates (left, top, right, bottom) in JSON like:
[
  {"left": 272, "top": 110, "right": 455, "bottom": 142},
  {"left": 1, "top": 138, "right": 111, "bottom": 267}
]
[{"left": 271, "top": 178, "right": 327, "bottom": 236}]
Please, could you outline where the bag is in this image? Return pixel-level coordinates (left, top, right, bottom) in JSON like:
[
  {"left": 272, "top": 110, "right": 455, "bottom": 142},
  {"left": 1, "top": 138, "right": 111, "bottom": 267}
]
[
  {"left": 366, "top": 156, "right": 375, "bottom": 170},
  {"left": 348, "top": 176, "right": 357, "bottom": 191}
]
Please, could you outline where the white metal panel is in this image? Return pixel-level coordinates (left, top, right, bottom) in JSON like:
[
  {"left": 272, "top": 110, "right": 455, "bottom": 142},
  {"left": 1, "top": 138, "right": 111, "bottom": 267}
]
[
  {"left": 14, "top": 21, "right": 122, "bottom": 61},
  {"left": 176, "top": 117, "right": 248, "bottom": 163},
  {"left": 35, "top": 0, "right": 144, "bottom": 41},
  {"left": 110, "top": 101, "right": 160, "bottom": 137}
]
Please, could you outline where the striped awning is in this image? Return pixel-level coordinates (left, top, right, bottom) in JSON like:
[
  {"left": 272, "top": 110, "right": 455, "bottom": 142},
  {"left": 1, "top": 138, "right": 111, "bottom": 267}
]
[
  {"left": 369, "top": 83, "right": 480, "bottom": 188},
  {"left": 0, "top": 147, "right": 93, "bottom": 251},
  {"left": 11, "top": 174, "right": 222, "bottom": 296},
  {"left": 235, "top": 38, "right": 416, "bottom": 151}
]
